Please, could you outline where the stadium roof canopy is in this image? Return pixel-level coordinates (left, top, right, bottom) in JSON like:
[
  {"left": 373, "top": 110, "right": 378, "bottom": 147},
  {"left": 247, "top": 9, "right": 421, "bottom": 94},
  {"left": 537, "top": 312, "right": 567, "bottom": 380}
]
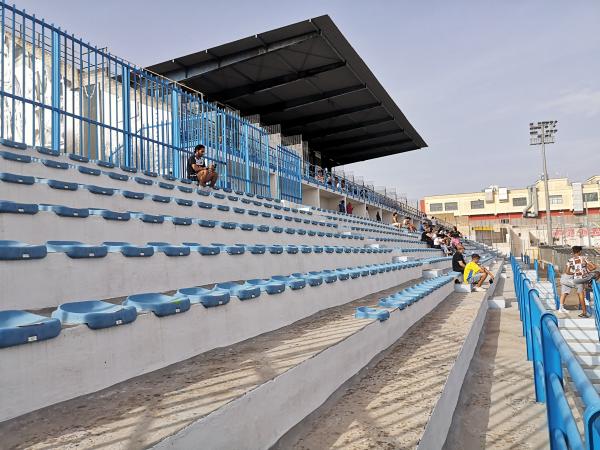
[{"left": 147, "top": 15, "right": 427, "bottom": 166}]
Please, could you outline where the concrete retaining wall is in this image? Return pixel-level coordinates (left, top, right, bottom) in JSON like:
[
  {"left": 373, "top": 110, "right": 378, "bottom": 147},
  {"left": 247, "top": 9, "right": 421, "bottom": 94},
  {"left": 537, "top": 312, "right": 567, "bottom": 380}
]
[{"left": 417, "top": 260, "right": 504, "bottom": 450}]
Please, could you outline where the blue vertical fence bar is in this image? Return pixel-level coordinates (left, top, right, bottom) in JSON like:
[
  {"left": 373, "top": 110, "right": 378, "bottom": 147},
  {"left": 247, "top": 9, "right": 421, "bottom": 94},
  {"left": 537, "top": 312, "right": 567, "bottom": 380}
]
[
  {"left": 510, "top": 255, "right": 600, "bottom": 450},
  {"left": 121, "top": 66, "right": 131, "bottom": 167},
  {"left": 50, "top": 29, "right": 60, "bottom": 150},
  {"left": 171, "top": 90, "right": 180, "bottom": 178}
]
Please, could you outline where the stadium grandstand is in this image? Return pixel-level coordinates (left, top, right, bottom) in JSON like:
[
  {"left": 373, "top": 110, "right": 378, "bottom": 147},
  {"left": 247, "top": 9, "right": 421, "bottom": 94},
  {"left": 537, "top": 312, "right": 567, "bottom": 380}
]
[{"left": 0, "top": 2, "right": 598, "bottom": 450}]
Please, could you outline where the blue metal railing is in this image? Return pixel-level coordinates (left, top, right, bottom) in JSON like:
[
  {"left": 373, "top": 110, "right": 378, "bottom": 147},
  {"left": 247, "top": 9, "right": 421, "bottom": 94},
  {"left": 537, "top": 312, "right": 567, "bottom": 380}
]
[
  {"left": 547, "top": 263, "right": 560, "bottom": 310},
  {"left": 594, "top": 280, "right": 600, "bottom": 342},
  {"left": 511, "top": 255, "right": 600, "bottom": 449},
  {"left": 302, "top": 161, "right": 423, "bottom": 219},
  {"left": 0, "top": 1, "right": 301, "bottom": 200}
]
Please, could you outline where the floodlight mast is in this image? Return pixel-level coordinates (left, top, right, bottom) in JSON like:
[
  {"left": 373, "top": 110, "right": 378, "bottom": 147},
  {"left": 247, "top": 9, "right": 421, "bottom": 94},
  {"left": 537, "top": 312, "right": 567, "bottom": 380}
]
[{"left": 529, "top": 121, "right": 558, "bottom": 246}]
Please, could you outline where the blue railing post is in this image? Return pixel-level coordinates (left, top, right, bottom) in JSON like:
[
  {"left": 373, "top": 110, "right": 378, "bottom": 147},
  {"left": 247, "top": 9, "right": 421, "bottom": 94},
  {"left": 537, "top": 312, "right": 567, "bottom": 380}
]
[
  {"left": 540, "top": 315, "right": 561, "bottom": 448},
  {"left": 51, "top": 29, "right": 60, "bottom": 151},
  {"left": 534, "top": 259, "right": 539, "bottom": 281},
  {"left": 170, "top": 91, "right": 180, "bottom": 178},
  {"left": 121, "top": 66, "right": 132, "bottom": 167},
  {"left": 243, "top": 123, "right": 251, "bottom": 193},
  {"left": 523, "top": 279, "right": 533, "bottom": 360}
]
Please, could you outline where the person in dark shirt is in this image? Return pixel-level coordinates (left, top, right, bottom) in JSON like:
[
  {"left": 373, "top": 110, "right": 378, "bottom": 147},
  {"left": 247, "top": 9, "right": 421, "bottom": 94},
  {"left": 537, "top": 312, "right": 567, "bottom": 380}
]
[
  {"left": 421, "top": 227, "right": 434, "bottom": 248},
  {"left": 186, "top": 144, "right": 219, "bottom": 187},
  {"left": 452, "top": 245, "right": 466, "bottom": 273}
]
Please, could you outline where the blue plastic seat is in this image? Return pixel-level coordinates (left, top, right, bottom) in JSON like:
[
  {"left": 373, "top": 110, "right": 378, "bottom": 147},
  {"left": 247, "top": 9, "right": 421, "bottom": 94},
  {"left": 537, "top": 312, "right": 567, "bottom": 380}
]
[
  {"left": 43, "top": 159, "right": 69, "bottom": 170},
  {"left": 85, "top": 185, "right": 115, "bottom": 196},
  {"left": 300, "top": 245, "right": 312, "bottom": 254},
  {"left": 120, "top": 165, "right": 137, "bottom": 174},
  {"left": 138, "top": 214, "right": 164, "bottom": 224},
  {"left": 233, "top": 207, "right": 245, "bottom": 214},
  {"left": 152, "top": 194, "right": 171, "bottom": 203},
  {"left": 46, "top": 205, "right": 89, "bottom": 218},
  {"left": 313, "top": 246, "right": 323, "bottom": 254},
  {"left": 123, "top": 293, "right": 191, "bottom": 316},
  {"left": 247, "top": 279, "right": 286, "bottom": 294},
  {"left": 286, "top": 245, "right": 299, "bottom": 254},
  {"left": 333, "top": 269, "right": 350, "bottom": 280},
  {"left": 100, "top": 210, "right": 130, "bottom": 221},
  {"left": 108, "top": 172, "right": 128, "bottom": 181},
  {"left": 240, "top": 223, "right": 254, "bottom": 231},
  {"left": 69, "top": 154, "right": 89, "bottom": 163},
  {"left": 178, "top": 185, "right": 194, "bottom": 194},
  {"left": 103, "top": 241, "right": 154, "bottom": 257},
  {"left": 0, "top": 240, "right": 47, "bottom": 260},
  {"left": 172, "top": 217, "right": 192, "bottom": 226},
  {"left": 47, "top": 179, "right": 78, "bottom": 191},
  {"left": 1, "top": 150, "right": 31, "bottom": 163},
  {"left": 198, "top": 219, "right": 216, "bottom": 228},
  {"left": 97, "top": 160, "right": 115, "bottom": 169},
  {"left": 159, "top": 181, "right": 175, "bottom": 190},
  {"left": 36, "top": 146, "right": 60, "bottom": 157},
  {"left": 213, "top": 192, "right": 226, "bottom": 200},
  {"left": 198, "top": 201, "right": 213, "bottom": 209},
  {"left": 245, "top": 244, "right": 266, "bottom": 254},
  {"left": 177, "top": 287, "right": 230, "bottom": 307},
  {"left": 143, "top": 170, "right": 158, "bottom": 178},
  {"left": 355, "top": 307, "right": 390, "bottom": 321},
  {"left": 220, "top": 221, "right": 237, "bottom": 230},
  {"left": 257, "top": 225, "right": 270, "bottom": 232},
  {"left": 147, "top": 242, "right": 190, "bottom": 256},
  {"left": 217, "top": 205, "right": 230, "bottom": 212},
  {"left": 0, "top": 310, "right": 61, "bottom": 348},
  {"left": 272, "top": 226, "right": 283, "bottom": 233},
  {"left": 0, "top": 201, "right": 38, "bottom": 215},
  {"left": 215, "top": 281, "right": 261, "bottom": 300},
  {"left": 175, "top": 198, "right": 193, "bottom": 207},
  {"left": 271, "top": 275, "right": 306, "bottom": 290},
  {"left": 122, "top": 190, "right": 144, "bottom": 200},
  {"left": 78, "top": 166, "right": 101, "bottom": 176},
  {"left": 267, "top": 245, "right": 284, "bottom": 254},
  {"left": 52, "top": 300, "right": 137, "bottom": 329},
  {"left": 291, "top": 272, "right": 322, "bottom": 287},
  {"left": 284, "top": 216, "right": 293, "bottom": 222},
  {"left": 310, "top": 270, "right": 337, "bottom": 283},
  {"left": 273, "top": 214, "right": 283, "bottom": 220},
  {"left": 261, "top": 212, "right": 272, "bottom": 218},
  {"left": 46, "top": 241, "right": 107, "bottom": 258}
]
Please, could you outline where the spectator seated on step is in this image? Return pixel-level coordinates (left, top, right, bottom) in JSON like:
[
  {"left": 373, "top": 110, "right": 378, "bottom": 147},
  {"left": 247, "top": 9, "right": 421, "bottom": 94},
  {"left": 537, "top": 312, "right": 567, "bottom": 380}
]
[
  {"left": 186, "top": 144, "right": 219, "bottom": 188},
  {"left": 421, "top": 226, "right": 434, "bottom": 248},
  {"left": 403, "top": 217, "right": 416, "bottom": 232},
  {"left": 392, "top": 212, "right": 402, "bottom": 229},
  {"left": 452, "top": 245, "right": 467, "bottom": 282},
  {"left": 463, "top": 253, "right": 494, "bottom": 292},
  {"left": 346, "top": 201, "right": 353, "bottom": 215},
  {"left": 558, "top": 245, "right": 599, "bottom": 316}
]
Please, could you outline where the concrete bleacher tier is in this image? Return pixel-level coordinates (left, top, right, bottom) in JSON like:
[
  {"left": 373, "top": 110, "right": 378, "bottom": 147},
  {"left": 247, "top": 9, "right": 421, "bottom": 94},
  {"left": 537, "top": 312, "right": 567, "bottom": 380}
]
[{"left": 0, "top": 139, "right": 498, "bottom": 448}]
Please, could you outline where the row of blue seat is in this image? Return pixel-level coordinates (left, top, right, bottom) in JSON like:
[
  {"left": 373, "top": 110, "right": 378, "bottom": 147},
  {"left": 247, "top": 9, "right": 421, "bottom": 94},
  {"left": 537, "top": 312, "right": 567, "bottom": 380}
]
[
  {"left": 0, "top": 171, "right": 338, "bottom": 229},
  {"left": 0, "top": 239, "right": 391, "bottom": 260},
  {"left": 377, "top": 274, "right": 455, "bottom": 310},
  {"left": 0, "top": 139, "right": 287, "bottom": 205},
  {"left": 0, "top": 260, "right": 424, "bottom": 347}
]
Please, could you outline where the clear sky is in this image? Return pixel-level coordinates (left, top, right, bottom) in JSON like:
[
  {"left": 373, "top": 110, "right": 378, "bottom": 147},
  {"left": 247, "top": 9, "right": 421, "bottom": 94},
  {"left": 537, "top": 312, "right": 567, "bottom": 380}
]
[{"left": 17, "top": 0, "right": 600, "bottom": 201}]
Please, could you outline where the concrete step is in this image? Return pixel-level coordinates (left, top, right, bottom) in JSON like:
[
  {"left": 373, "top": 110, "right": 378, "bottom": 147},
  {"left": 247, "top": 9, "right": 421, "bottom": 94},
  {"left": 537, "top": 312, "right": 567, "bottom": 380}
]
[
  {"left": 574, "top": 354, "right": 600, "bottom": 366},
  {"left": 566, "top": 341, "right": 600, "bottom": 354},
  {"left": 561, "top": 328, "right": 598, "bottom": 341},
  {"left": 558, "top": 318, "right": 597, "bottom": 330}
]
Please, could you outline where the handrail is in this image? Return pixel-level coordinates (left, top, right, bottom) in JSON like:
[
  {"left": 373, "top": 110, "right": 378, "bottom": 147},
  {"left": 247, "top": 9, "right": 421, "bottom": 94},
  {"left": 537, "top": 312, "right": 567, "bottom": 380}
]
[
  {"left": 510, "top": 255, "right": 600, "bottom": 449},
  {"left": 547, "top": 263, "right": 560, "bottom": 310}
]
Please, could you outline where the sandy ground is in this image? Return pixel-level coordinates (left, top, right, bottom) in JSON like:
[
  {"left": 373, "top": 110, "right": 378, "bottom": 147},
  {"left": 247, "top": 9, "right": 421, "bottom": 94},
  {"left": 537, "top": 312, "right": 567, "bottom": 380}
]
[
  {"left": 1, "top": 279, "right": 422, "bottom": 450},
  {"left": 289, "top": 270, "right": 496, "bottom": 450},
  {"left": 444, "top": 271, "right": 549, "bottom": 450}
]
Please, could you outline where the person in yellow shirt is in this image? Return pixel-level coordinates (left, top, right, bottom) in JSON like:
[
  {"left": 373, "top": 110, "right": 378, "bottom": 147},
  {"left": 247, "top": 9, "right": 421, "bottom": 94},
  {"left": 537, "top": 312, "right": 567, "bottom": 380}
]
[{"left": 463, "top": 254, "right": 494, "bottom": 292}]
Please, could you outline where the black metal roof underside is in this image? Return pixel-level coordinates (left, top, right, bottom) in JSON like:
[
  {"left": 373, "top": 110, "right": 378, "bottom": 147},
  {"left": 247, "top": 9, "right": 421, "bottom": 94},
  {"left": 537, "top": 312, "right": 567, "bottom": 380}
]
[{"left": 147, "top": 15, "right": 427, "bottom": 166}]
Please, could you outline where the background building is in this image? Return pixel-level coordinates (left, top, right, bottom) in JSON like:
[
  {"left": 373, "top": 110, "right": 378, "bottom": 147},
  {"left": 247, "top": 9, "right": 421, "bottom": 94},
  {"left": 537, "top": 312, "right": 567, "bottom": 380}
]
[{"left": 421, "top": 175, "right": 600, "bottom": 254}]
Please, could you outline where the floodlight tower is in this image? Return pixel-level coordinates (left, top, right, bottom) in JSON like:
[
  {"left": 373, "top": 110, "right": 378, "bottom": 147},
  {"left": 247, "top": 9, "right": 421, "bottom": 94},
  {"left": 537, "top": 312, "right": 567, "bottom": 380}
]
[{"left": 529, "top": 121, "right": 558, "bottom": 246}]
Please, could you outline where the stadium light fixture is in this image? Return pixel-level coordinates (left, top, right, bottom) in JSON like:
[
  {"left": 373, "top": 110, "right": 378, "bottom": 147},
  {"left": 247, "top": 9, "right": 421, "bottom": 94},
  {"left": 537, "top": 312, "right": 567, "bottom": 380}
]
[{"left": 529, "top": 121, "right": 558, "bottom": 246}]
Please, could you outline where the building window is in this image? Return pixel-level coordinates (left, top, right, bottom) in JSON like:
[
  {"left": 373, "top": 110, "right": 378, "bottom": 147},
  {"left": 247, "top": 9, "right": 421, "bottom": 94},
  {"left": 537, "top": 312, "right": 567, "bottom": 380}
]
[
  {"left": 549, "top": 195, "right": 563, "bottom": 205},
  {"left": 471, "top": 200, "right": 485, "bottom": 209},
  {"left": 429, "top": 203, "right": 443, "bottom": 212},
  {"left": 512, "top": 197, "right": 527, "bottom": 207},
  {"left": 583, "top": 192, "right": 599, "bottom": 202},
  {"left": 444, "top": 202, "right": 458, "bottom": 211},
  {"left": 500, "top": 219, "right": 510, "bottom": 224}
]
